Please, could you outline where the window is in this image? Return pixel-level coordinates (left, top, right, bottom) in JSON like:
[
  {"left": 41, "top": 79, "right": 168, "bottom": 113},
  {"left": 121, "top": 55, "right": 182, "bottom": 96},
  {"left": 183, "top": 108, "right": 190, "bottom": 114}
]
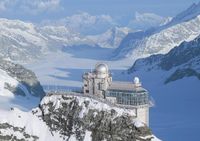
[
  {"left": 85, "top": 90, "right": 89, "bottom": 93},
  {"left": 98, "top": 83, "right": 101, "bottom": 90}
]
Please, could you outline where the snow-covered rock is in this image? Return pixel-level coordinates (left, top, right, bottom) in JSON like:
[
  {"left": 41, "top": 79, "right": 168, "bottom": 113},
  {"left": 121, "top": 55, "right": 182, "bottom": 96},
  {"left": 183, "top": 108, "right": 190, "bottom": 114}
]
[
  {"left": 114, "top": 2, "right": 200, "bottom": 61},
  {"left": 124, "top": 34, "right": 200, "bottom": 141},
  {"left": 0, "top": 18, "right": 49, "bottom": 62},
  {"left": 0, "top": 18, "right": 130, "bottom": 62},
  {"left": 126, "top": 45, "right": 200, "bottom": 141},
  {"left": 168, "top": 2, "right": 200, "bottom": 26},
  {"left": 128, "top": 35, "right": 200, "bottom": 84},
  {"left": 0, "top": 18, "right": 91, "bottom": 62},
  {"left": 0, "top": 93, "right": 161, "bottom": 141},
  {"left": 0, "top": 59, "right": 45, "bottom": 98},
  {"left": 128, "top": 12, "right": 169, "bottom": 30},
  {"left": 0, "top": 108, "right": 60, "bottom": 141},
  {"left": 34, "top": 93, "right": 160, "bottom": 141},
  {"left": 87, "top": 27, "right": 131, "bottom": 48},
  {"left": 0, "top": 59, "right": 45, "bottom": 111},
  {"left": 49, "top": 12, "right": 117, "bottom": 35}
]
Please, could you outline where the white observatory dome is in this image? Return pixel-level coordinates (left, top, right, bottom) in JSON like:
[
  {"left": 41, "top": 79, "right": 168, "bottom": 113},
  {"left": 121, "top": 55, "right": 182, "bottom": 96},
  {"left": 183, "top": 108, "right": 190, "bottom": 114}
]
[
  {"left": 134, "top": 77, "right": 140, "bottom": 84},
  {"left": 95, "top": 63, "right": 109, "bottom": 74}
]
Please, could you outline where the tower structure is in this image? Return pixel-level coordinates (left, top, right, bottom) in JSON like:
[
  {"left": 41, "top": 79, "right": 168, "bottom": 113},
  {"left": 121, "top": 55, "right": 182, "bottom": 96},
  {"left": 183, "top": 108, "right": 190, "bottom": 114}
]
[
  {"left": 82, "top": 63, "right": 151, "bottom": 126},
  {"left": 82, "top": 63, "right": 112, "bottom": 98}
]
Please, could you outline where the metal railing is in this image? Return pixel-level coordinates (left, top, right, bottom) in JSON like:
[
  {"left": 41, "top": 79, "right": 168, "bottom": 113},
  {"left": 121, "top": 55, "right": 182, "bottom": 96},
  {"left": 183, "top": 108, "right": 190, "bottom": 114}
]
[
  {"left": 46, "top": 90, "right": 152, "bottom": 110},
  {"left": 42, "top": 84, "right": 152, "bottom": 110}
]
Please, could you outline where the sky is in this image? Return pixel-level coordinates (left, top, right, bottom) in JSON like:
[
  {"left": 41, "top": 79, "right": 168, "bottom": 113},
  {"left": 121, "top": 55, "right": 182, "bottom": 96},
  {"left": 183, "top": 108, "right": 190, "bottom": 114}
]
[{"left": 0, "top": 0, "right": 199, "bottom": 24}]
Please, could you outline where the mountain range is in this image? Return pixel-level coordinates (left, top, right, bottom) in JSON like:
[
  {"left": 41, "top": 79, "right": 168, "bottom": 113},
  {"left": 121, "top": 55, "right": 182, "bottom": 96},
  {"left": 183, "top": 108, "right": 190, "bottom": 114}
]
[
  {"left": 114, "top": 2, "right": 200, "bottom": 61},
  {"left": 126, "top": 22, "right": 200, "bottom": 141},
  {"left": 2, "top": 3, "right": 200, "bottom": 63},
  {"left": 0, "top": 2, "right": 200, "bottom": 141},
  {"left": 129, "top": 34, "right": 200, "bottom": 83},
  {"left": 0, "top": 17, "right": 132, "bottom": 63}
]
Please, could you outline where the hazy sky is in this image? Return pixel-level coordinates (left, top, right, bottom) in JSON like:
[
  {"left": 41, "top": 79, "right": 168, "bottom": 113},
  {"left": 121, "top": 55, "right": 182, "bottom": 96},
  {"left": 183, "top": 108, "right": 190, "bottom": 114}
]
[{"left": 0, "top": 0, "right": 199, "bottom": 23}]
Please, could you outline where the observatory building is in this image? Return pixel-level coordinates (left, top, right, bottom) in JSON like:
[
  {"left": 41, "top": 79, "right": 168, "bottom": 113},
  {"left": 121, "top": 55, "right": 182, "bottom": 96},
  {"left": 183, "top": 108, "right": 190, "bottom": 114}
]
[{"left": 82, "top": 63, "right": 151, "bottom": 126}]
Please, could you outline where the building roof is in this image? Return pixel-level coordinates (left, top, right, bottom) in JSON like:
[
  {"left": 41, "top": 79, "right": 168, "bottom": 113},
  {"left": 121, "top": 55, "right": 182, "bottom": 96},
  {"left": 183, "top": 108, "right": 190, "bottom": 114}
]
[
  {"left": 107, "top": 81, "right": 147, "bottom": 92},
  {"left": 95, "top": 63, "right": 109, "bottom": 74}
]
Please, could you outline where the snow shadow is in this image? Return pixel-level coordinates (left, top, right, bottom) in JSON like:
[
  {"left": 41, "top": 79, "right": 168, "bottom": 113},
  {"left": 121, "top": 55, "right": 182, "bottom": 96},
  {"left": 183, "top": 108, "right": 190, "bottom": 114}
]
[
  {"left": 0, "top": 82, "right": 43, "bottom": 111},
  {"left": 49, "top": 68, "right": 90, "bottom": 82},
  {"left": 62, "top": 45, "right": 114, "bottom": 60},
  {"left": 49, "top": 67, "right": 129, "bottom": 82}
]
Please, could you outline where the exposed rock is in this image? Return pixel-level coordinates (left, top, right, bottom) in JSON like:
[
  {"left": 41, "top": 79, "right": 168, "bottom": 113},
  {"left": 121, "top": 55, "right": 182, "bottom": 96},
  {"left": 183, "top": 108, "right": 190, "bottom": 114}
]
[
  {"left": 114, "top": 3, "right": 200, "bottom": 60},
  {"left": 0, "top": 59, "right": 45, "bottom": 98},
  {"left": 129, "top": 35, "right": 200, "bottom": 84},
  {"left": 0, "top": 123, "right": 39, "bottom": 141},
  {"left": 38, "top": 93, "right": 155, "bottom": 141},
  {"left": 0, "top": 93, "right": 159, "bottom": 141},
  {"left": 165, "top": 68, "right": 200, "bottom": 84}
]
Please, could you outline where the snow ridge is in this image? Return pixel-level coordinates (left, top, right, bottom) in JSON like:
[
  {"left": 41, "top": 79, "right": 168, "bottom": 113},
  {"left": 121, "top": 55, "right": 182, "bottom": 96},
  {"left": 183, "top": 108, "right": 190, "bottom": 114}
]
[{"left": 114, "top": 3, "right": 200, "bottom": 61}]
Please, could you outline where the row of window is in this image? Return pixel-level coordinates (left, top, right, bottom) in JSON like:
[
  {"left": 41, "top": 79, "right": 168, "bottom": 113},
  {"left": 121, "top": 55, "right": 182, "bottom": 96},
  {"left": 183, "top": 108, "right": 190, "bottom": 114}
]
[{"left": 106, "top": 91, "right": 149, "bottom": 106}]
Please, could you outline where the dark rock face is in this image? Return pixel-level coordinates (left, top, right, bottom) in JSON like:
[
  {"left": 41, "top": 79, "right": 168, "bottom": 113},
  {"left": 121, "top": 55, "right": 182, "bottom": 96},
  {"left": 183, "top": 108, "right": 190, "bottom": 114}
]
[
  {"left": 159, "top": 37, "right": 200, "bottom": 71},
  {"left": 38, "top": 94, "right": 153, "bottom": 141},
  {"left": 4, "top": 82, "right": 26, "bottom": 96},
  {"left": 113, "top": 28, "right": 157, "bottom": 60},
  {"left": 0, "top": 123, "right": 39, "bottom": 141},
  {"left": 0, "top": 59, "right": 45, "bottom": 98},
  {"left": 165, "top": 68, "right": 200, "bottom": 84},
  {"left": 128, "top": 54, "right": 163, "bottom": 73},
  {"left": 129, "top": 35, "right": 200, "bottom": 83}
]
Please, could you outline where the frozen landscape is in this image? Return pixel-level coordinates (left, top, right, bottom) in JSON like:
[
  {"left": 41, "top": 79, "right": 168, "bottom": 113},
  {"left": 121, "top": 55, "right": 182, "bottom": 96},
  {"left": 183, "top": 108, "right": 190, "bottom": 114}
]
[{"left": 0, "top": 0, "right": 200, "bottom": 141}]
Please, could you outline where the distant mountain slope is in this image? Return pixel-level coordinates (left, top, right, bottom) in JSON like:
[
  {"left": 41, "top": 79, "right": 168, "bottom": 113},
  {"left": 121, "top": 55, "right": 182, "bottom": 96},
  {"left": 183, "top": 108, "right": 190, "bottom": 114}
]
[
  {"left": 129, "top": 35, "right": 200, "bottom": 83},
  {"left": 0, "top": 18, "right": 129, "bottom": 63},
  {"left": 168, "top": 2, "right": 200, "bottom": 25},
  {"left": 86, "top": 27, "right": 130, "bottom": 48},
  {"left": 0, "top": 18, "right": 89, "bottom": 62},
  {"left": 0, "top": 19, "right": 48, "bottom": 62},
  {"left": 126, "top": 35, "right": 200, "bottom": 141},
  {"left": 128, "top": 12, "right": 171, "bottom": 30},
  {"left": 114, "top": 2, "right": 200, "bottom": 60}
]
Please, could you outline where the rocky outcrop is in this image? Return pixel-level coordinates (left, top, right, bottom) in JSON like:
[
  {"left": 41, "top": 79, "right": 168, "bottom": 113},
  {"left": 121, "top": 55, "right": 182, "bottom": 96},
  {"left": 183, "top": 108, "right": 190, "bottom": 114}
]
[
  {"left": 0, "top": 93, "right": 159, "bottom": 141},
  {"left": 37, "top": 93, "right": 156, "bottom": 141},
  {"left": 0, "top": 59, "right": 45, "bottom": 98},
  {"left": 0, "top": 123, "right": 39, "bottom": 141}
]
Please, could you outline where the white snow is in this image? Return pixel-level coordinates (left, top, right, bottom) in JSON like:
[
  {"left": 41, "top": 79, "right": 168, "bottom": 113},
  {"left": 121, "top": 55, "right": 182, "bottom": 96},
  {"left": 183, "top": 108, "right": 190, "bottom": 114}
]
[
  {"left": 128, "top": 12, "right": 167, "bottom": 30},
  {"left": 115, "top": 10, "right": 200, "bottom": 61},
  {"left": 0, "top": 18, "right": 128, "bottom": 63},
  {"left": 83, "top": 131, "right": 92, "bottom": 141},
  {"left": 0, "top": 67, "right": 40, "bottom": 111},
  {"left": 87, "top": 27, "right": 131, "bottom": 48},
  {"left": 41, "top": 94, "right": 136, "bottom": 117},
  {"left": 0, "top": 69, "right": 19, "bottom": 98},
  {"left": 133, "top": 120, "right": 145, "bottom": 128},
  {"left": 0, "top": 108, "right": 62, "bottom": 141},
  {"left": 25, "top": 50, "right": 134, "bottom": 88}
]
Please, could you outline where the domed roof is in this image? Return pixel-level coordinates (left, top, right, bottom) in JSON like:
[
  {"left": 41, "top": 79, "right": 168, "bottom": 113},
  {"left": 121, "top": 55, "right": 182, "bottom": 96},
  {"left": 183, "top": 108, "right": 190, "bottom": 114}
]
[
  {"left": 134, "top": 77, "right": 140, "bottom": 84},
  {"left": 95, "top": 63, "right": 109, "bottom": 74}
]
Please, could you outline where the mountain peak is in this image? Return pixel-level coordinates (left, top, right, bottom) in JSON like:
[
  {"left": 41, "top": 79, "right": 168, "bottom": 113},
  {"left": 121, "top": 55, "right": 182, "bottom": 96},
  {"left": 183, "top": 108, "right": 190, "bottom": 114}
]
[{"left": 168, "top": 2, "right": 200, "bottom": 25}]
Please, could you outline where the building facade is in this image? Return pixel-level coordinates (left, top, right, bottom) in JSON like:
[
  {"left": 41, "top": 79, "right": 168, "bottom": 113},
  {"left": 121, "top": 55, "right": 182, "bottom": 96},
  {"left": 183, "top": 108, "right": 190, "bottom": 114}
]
[{"left": 82, "top": 63, "right": 151, "bottom": 126}]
